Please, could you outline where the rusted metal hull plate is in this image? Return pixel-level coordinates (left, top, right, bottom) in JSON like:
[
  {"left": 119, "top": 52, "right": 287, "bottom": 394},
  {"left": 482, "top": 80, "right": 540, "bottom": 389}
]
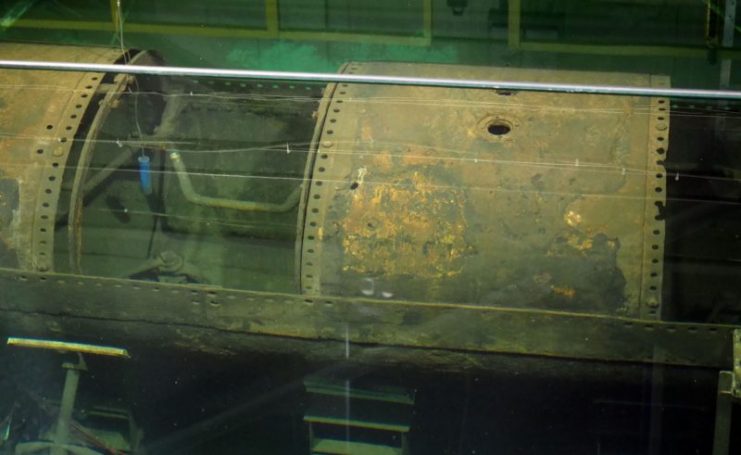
[
  {"left": 0, "top": 43, "right": 122, "bottom": 271},
  {"left": 0, "top": 269, "right": 731, "bottom": 368},
  {"left": 301, "top": 62, "right": 667, "bottom": 317}
]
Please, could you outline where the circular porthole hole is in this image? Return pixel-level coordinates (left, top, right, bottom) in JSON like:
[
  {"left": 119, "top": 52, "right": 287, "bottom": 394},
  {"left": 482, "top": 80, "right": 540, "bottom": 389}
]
[{"left": 486, "top": 120, "right": 511, "bottom": 136}]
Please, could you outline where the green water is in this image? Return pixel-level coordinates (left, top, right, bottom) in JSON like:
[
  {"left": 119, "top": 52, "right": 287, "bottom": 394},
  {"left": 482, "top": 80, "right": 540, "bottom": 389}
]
[{"left": 1, "top": 0, "right": 739, "bottom": 88}]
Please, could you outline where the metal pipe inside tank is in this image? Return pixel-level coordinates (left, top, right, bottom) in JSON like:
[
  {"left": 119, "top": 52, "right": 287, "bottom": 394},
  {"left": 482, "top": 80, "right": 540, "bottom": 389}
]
[{"left": 168, "top": 151, "right": 301, "bottom": 213}]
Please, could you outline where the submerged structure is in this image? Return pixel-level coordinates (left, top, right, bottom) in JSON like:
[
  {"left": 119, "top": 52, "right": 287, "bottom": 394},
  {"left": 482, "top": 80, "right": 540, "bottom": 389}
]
[{"left": 0, "top": 42, "right": 738, "bottom": 373}]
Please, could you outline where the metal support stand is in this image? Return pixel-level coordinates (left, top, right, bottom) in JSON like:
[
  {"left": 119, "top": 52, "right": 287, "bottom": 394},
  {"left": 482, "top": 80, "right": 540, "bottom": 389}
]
[
  {"left": 7, "top": 337, "right": 131, "bottom": 455},
  {"left": 648, "top": 349, "right": 666, "bottom": 455},
  {"left": 712, "top": 330, "right": 741, "bottom": 455},
  {"left": 15, "top": 354, "right": 100, "bottom": 455},
  {"left": 51, "top": 355, "right": 86, "bottom": 455},
  {"left": 713, "top": 372, "right": 735, "bottom": 455}
]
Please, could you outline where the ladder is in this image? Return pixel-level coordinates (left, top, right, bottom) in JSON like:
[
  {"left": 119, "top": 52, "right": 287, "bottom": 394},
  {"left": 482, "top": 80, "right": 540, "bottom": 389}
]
[{"left": 304, "top": 375, "right": 415, "bottom": 455}]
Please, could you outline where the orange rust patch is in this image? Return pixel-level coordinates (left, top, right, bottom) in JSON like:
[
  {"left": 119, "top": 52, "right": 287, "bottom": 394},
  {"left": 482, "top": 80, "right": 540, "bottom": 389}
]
[
  {"left": 360, "top": 123, "right": 374, "bottom": 143},
  {"left": 402, "top": 146, "right": 436, "bottom": 166},
  {"left": 567, "top": 235, "right": 593, "bottom": 252},
  {"left": 341, "top": 170, "right": 467, "bottom": 279},
  {"left": 551, "top": 285, "right": 576, "bottom": 298},
  {"left": 372, "top": 151, "right": 393, "bottom": 171}
]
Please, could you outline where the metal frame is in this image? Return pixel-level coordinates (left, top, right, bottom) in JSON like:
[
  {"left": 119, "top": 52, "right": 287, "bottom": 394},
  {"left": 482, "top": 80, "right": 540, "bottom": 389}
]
[
  {"left": 506, "top": 0, "right": 741, "bottom": 60},
  {"left": 7, "top": 0, "right": 433, "bottom": 47},
  {"left": 6, "top": 0, "right": 741, "bottom": 61},
  {"left": 67, "top": 71, "right": 133, "bottom": 274}
]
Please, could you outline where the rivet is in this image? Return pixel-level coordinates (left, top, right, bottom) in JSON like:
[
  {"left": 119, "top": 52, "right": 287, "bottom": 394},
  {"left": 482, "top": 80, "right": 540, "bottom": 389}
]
[
  {"left": 655, "top": 123, "right": 668, "bottom": 131},
  {"left": 322, "top": 140, "right": 333, "bottom": 148},
  {"left": 647, "top": 297, "right": 659, "bottom": 308}
]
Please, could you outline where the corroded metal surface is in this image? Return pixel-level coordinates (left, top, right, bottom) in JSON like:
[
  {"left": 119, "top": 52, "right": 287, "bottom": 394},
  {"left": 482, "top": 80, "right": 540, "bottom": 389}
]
[
  {"left": 67, "top": 59, "right": 144, "bottom": 273},
  {"left": 302, "top": 62, "right": 667, "bottom": 316},
  {"left": 640, "top": 75, "right": 669, "bottom": 319},
  {"left": 0, "top": 51, "right": 684, "bottom": 368},
  {"left": 0, "top": 269, "right": 732, "bottom": 368},
  {"left": 294, "top": 77, "right": 341, "bottom": 288},
  {"left": 0, "top": 43, "right": 122, "bottom": 271}
]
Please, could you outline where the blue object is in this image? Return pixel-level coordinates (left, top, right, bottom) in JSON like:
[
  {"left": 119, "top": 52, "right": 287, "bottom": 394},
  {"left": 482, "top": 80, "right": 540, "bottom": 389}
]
[{"left": 138, "top": 154, "right": 152, "bottom": 195}]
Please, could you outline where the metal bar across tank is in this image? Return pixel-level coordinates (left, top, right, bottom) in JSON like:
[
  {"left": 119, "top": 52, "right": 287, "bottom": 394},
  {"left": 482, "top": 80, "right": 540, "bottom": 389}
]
[{"left": 0, "top": 59, "right": 741, "bottom": 100}]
